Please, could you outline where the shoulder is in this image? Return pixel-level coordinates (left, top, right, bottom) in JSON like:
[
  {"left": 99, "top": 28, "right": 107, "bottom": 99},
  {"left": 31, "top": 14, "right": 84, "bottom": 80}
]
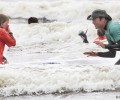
[
  {"left": 108, "top": 21, "right": 120, "bottom": 29},
  {"left": 0, "top": 28, "right": 10, "bottom": 40},
  {"left": 107, "top": 21, "right": 120, "bottom": 32},
  {"left": 0, "top": 28, "right": 6, "bottom": 33}
]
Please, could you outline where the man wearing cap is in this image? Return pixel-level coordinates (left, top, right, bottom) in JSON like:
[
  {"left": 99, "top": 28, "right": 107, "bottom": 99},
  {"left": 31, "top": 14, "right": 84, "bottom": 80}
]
[{"left": 83, "top": 9, "right": 120, "bottom": 65}]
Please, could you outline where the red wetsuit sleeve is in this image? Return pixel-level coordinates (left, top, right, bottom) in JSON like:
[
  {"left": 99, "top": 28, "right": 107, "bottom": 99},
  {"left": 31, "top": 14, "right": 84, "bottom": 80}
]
[{"left": 0, "top": 28, "right": 16, "bottom": 47}]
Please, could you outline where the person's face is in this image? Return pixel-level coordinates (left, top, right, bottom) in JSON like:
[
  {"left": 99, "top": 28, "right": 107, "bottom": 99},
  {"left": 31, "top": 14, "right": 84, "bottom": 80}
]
[
  {"left": 92, "top": 18, "right": 105, "bottom": 30},
  {"left": 1, "top": 21, "right": 9, "bottom": 29}
]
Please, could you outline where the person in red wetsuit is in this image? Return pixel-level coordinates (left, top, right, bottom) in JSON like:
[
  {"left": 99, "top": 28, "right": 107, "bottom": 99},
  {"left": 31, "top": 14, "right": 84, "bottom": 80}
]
[{"left": 0, "top": 14, "right": 16, "bottom": 64}]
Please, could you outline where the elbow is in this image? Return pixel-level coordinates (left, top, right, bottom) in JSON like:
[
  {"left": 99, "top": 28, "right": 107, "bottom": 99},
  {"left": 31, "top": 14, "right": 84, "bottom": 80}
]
[
  {"left": 110, "top": 56, "right": 115, "bottom": 58},
  {"left": 13, "top": 40, "right": 16, "bottom": 46},
  {"left": 110, "top": 53, "right": 116, "bottom": 58},
  {"left": 8, "top": 40, "right": 16, "bottom": 47},
  {"left": 12, "top": 40, "right": 16, "bottom": 46},
  {"left": 109, "top": 50, "right": 116, "bottom": 58},
  {"left": 13, "top": 43, "right": 16, "bottom": 46}
]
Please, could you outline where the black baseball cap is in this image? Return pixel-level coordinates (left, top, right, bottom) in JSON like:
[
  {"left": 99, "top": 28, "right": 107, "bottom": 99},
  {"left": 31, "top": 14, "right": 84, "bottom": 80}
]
[{"left": 87, "top": 9, "right": 112, "bottom": 20}]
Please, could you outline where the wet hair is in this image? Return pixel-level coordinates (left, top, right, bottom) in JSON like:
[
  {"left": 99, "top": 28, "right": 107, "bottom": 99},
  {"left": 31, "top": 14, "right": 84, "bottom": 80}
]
[
  {"left": 98, "top": 16, "right": 111, "bottom": 21},
  {"left": 28, "top": 17, "right": 39, "bottom": 24},
  {"left": 0, "top": 14, "right": 9, "bottom": 26}
]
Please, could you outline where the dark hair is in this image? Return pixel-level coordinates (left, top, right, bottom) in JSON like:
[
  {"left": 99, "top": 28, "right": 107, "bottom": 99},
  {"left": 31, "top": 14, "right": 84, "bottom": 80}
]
[
  {"left": 0, "top": 14, "right": 9, "bottom": 26},
  {"left": 97, "top": 16, "right": 111, "bottom": 21},
  {"left": 28, "top": 17, "right": 38, "bottom": 24},
  {"left": 97, "top": 29, "right": 105, "bottom": 37}
]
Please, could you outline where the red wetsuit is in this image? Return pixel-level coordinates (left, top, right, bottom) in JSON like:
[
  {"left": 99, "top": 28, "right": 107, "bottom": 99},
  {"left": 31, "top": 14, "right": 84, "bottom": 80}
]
[{"left": 0, "top": 28, "right": 16, "bottom": 64}]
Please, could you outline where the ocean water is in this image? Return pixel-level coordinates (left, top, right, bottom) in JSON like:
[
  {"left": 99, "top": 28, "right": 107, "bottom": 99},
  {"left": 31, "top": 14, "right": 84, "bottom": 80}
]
[{"left": 0, "top": 0, "right": 120, "bottom": 100}]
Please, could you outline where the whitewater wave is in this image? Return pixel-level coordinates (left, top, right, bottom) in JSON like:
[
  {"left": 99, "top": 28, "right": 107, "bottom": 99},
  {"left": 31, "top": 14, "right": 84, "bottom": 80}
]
[{"left": 0, "top": 64, "right": 120, "bottom": 97}]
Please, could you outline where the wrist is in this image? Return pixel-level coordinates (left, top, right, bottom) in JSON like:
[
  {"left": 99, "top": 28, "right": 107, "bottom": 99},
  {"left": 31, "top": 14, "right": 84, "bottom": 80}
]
[
  {"left": 95, "top": 52, "right": 98, "bottom": 56},
  {"left": 91, "top": 52, "right": 97, "bottom": 56},
  {"left": 9, "top": 32, "right": 13, "bottom": 37},
  {"left": 9, "top": 32, "right": 12, "bottom": 34}
]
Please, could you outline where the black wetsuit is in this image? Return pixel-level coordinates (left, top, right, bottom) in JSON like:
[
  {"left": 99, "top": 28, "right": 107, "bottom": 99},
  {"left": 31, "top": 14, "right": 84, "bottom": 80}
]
[
  {"left": 97, "top": 40, "right": 120, "bottom": 65},
  {"left": 94, "top": 20, "right": 120, "bottom": 65}
]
